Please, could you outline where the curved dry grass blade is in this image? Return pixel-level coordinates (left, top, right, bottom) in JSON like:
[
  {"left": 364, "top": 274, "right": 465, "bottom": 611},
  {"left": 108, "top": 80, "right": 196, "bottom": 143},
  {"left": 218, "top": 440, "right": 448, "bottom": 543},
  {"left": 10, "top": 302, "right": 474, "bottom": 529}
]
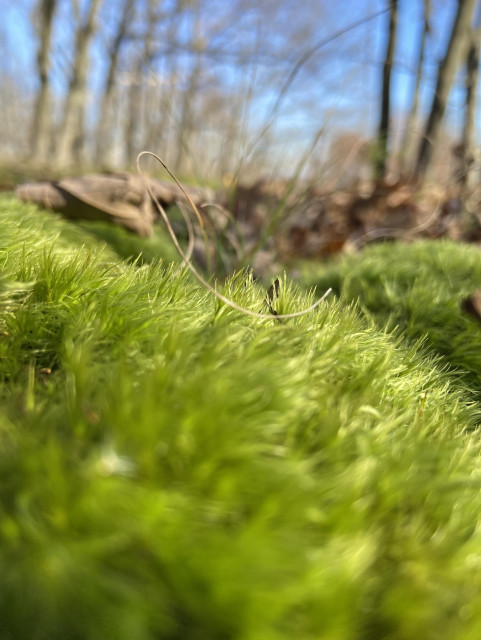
[
  {"left": 137, "top": 151, "right": 332, "bottom": 320},
  {"left": 138, "top": 151, "right": 204, "bottom": 228},
  {"left": 172, "top": 200, "right": 195, "bottom": 275},
  {"left": 200, "top": 201, "right": 245, "bottom": 259}
]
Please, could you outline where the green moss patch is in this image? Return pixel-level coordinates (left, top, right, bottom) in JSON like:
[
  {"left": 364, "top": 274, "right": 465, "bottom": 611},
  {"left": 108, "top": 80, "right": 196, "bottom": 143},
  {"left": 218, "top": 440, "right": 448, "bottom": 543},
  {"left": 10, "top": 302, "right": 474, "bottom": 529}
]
[
  {"left": 306, "top": 239, "right": 481, "bottom": 396},
  {"left": 2, "top": 199, "right": 481, "bottom": 639}
]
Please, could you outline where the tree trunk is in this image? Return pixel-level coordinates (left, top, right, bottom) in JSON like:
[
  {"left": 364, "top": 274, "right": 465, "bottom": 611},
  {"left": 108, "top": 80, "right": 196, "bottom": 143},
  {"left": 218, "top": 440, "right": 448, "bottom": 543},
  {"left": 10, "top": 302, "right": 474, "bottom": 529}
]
[
  {"left": 375, "top": 0, "right": 398, "bottom": 180},
  {"left": 56, "top": 0, "right": 102, "bottom": 168},
  {"left": 461, "top": 22, "right": 481, "bottom": 188},
  {"left": 173, "top": 2, "right": 204, "bottom": 175},
  {"left": 141, "top": 6, "right": 178, "bottom": 157},
  {"left": 30, "top": 0, "right": 58, "bottom": 165},
  {"left": 172, "top": 57, "right": 201, "bottom": 174},
  {"left": 415, "top": 0, "right": 478, "bottom": 182},
  {"left": 125, "top": 0, "right": 157, "bottom": 166},
  {"left": 400, "top": 0, "right": 430, "bottom": 172},
  {"left": 95, "top": 0, "right": 134, "bottom": 167}
]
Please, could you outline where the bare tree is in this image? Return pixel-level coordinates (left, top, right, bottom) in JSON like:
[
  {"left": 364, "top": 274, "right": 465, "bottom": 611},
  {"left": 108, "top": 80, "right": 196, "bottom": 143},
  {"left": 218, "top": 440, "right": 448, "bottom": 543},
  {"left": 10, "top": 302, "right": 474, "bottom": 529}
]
[
  {"left": 375, "top": 0, "right": 398, "bottom": 180},
  {"left": 400, "top": 0, "right": 430, "bottom": 172},
  {"left": 30, "top": 0, "right": 58, "bottom": 165},
  {"left": 415, "top": 0, "right": 478, "bottom": 182},
  {"left": 139, "top": 0, "right": 188, "bottom": 165},
  {"left": 460, "top": 9, "right": 481, "bottom": 188},
  {"left": 125, "top": 0, "right": 158, "bottom": 166},
  {"left": 172, "top": 9, "right": 204, "bottom": 174},
  {"left": 56, "top": 0, "right": 102, "bottom": 168},
  {"left": 95, "top": 0, "right": 135, "bottom": 167}
]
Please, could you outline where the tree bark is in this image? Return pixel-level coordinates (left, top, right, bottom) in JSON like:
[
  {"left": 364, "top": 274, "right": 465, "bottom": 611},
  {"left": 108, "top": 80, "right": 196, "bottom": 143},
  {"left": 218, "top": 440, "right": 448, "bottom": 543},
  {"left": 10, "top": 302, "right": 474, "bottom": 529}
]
[
  {"left": 400, "top": 0, "right": 430, "bottom": 172},
  {"left": 30, "top": 0, "right": 58, "bottom": 165},
  {"left": 461, "top": 21, "right": 481, "bottom": 188},
  {"left": 56, "top": 0, "right": 102, "bottom": 168},
  {"left": 415, "top": 0, "right": 478, "bottom": 182},
  {"left": 375, "top": 0, "right": 398, "bottom": 180}
]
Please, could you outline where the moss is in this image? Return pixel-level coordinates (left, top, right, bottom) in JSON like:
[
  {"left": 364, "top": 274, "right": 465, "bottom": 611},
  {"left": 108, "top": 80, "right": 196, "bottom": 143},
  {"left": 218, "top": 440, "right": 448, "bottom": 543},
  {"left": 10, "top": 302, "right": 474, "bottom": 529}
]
[
  {"left": 1, "top": 198, "right": 481, "bottom": 639},
  {"left": 305, "top": 239, "right": 481, "bottom": 395}
]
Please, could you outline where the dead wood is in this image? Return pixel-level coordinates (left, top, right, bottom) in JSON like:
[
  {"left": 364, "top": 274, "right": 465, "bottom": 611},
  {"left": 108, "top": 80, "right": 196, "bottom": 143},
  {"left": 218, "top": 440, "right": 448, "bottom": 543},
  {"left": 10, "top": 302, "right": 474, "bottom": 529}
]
[{"left": 15, "top": 172, "right": 213, "bottom": 236}]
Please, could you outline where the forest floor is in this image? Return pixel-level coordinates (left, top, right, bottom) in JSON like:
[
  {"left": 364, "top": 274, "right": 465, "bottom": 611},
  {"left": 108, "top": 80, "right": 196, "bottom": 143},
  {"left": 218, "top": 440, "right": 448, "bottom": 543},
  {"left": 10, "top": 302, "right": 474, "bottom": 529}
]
[{"left": 7, "top": 159, "right": 481, "bottom": 281}]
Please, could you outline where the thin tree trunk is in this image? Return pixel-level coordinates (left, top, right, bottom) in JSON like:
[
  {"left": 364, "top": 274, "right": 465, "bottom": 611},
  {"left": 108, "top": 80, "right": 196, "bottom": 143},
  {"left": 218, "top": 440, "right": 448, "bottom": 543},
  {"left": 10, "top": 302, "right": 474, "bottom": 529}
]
[
  {"left": 400, "top": 0, "right": 430, "bottom": 172},
  {"left": 375, "top": 0, "right": 398, "bottom": 180},
  {"left": 30, "top": 0, "right": 58, "bottom": 165},
  {"left": 461, "top": 23, "right": 481, "bottom": 188},
  {"left": 146, "top": 0, "right": 184, "bottom": 164},
  {"left": 125, "top": 64, "right": 143, "bottom": 166},
  {"left": 125, "top": 0, "right": 157, "bottom": 166},
  {"left": 95, "top": 0, "right": 134, "bottom": 167},
  {"left": 173, "top": 58, "right": 201, "bottom": 174},
  {"left": 56, "top": 0, "right": 102, "bottom": 168},
  {"left": 415, "top": 0, "right": 478, "bottom": 182},
  {"left": 173, "top": 4, "right": 203, "bottom": 174}
]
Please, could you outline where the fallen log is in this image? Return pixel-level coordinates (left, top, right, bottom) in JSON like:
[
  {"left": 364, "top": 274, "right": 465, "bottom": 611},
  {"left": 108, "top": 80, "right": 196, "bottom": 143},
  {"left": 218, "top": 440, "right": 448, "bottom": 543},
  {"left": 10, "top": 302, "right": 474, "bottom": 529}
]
[{"left": 15, "top": 172, "right": 213, "bottom": 236}]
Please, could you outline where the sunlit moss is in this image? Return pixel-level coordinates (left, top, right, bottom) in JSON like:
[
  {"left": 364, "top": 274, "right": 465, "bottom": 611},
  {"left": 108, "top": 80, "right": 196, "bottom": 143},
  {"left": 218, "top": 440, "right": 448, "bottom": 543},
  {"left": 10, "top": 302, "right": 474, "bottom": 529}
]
[{"left": 1, "top": 197, "right": 481, "bottom": 639}]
